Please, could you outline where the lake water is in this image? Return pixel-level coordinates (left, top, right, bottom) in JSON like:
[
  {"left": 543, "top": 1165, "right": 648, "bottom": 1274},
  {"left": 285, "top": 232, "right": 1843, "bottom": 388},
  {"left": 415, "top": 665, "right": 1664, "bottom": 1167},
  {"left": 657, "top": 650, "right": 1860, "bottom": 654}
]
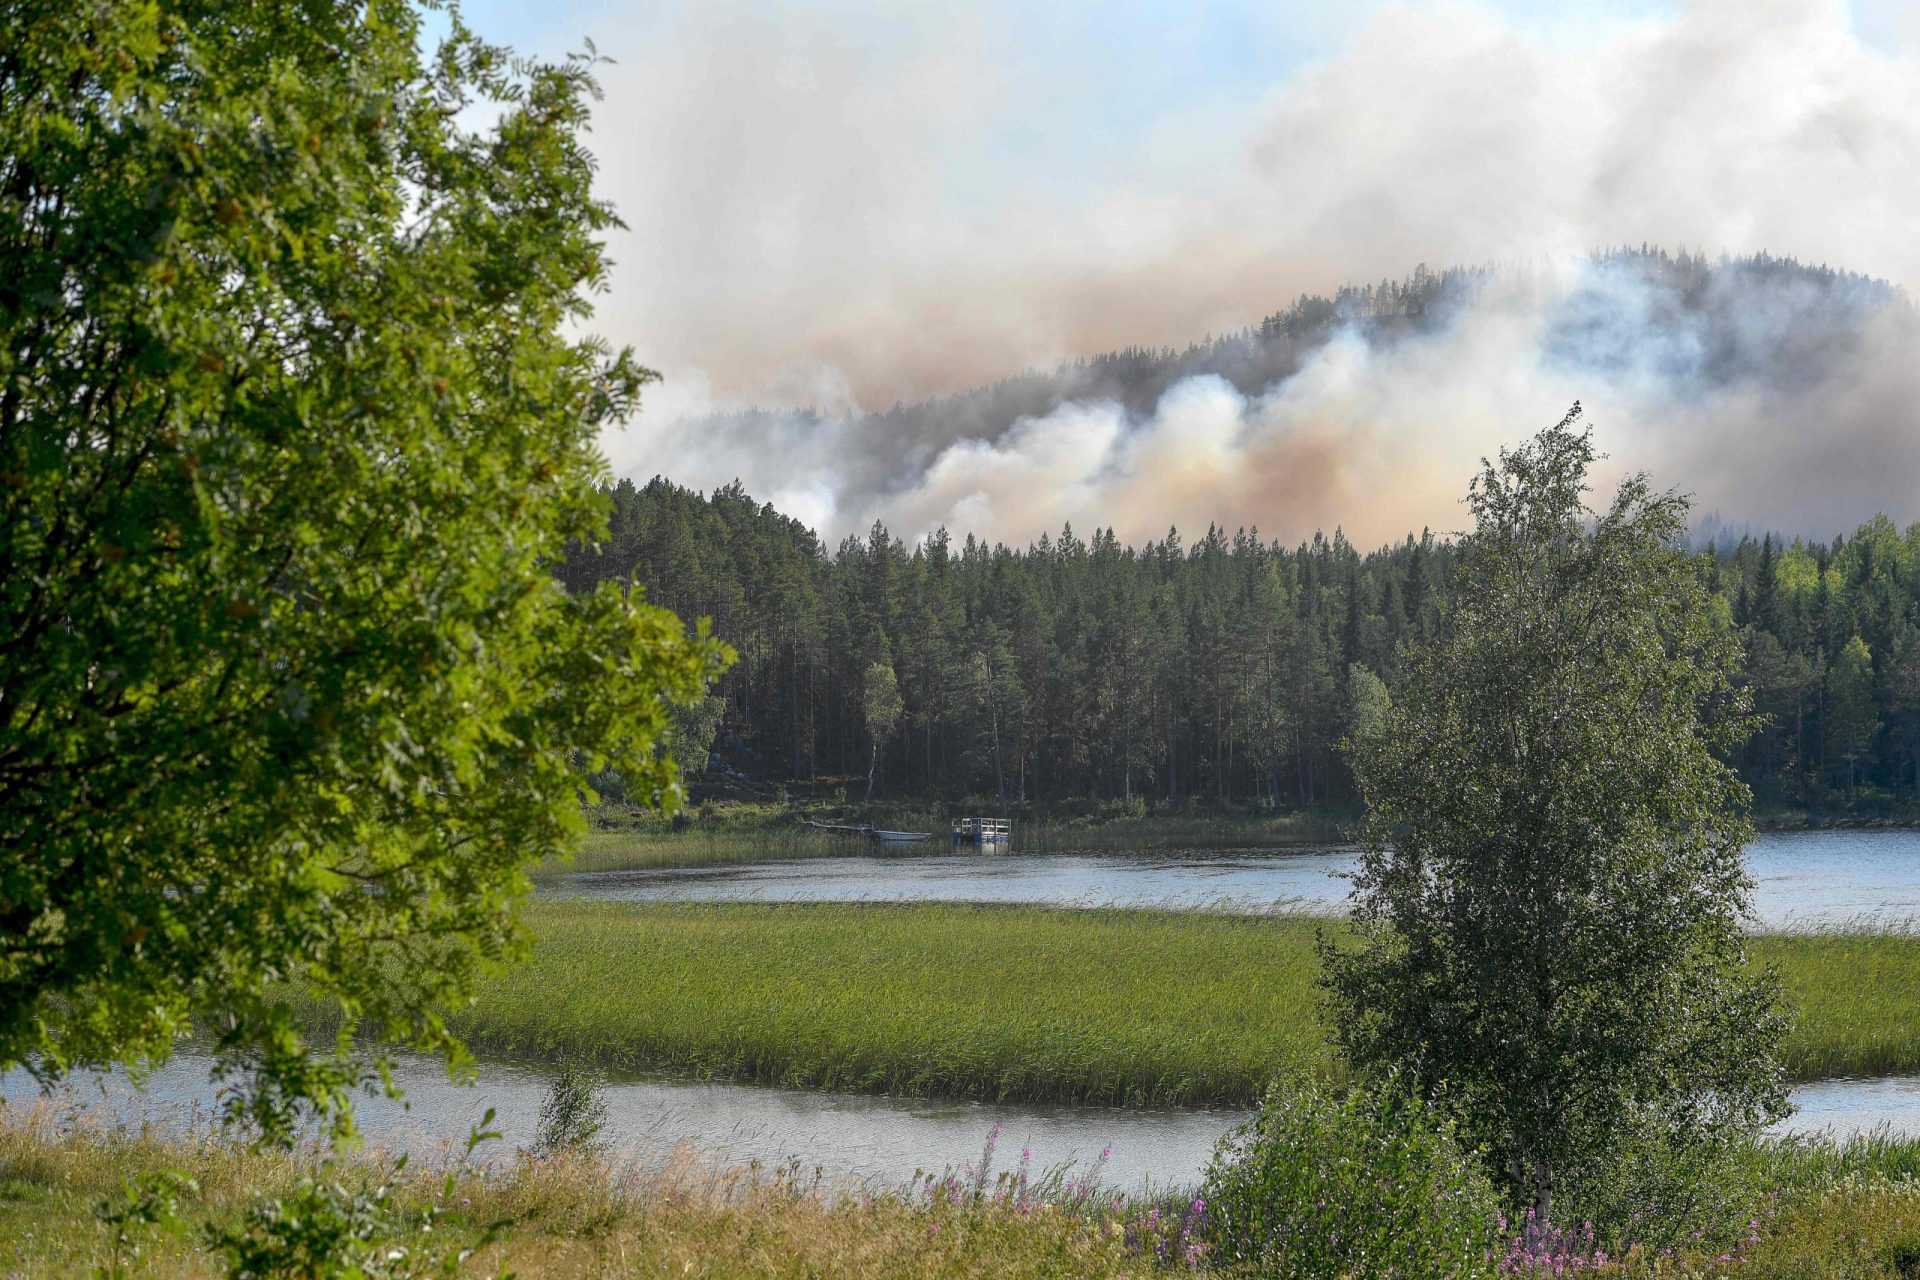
[
  {"left": 7, "top": 1049, "right": 1917, "bottom": 1193},
  {"left": 551, "top": 829, "right": 1920, "bottom": 931},
  {"left": 11, "top": 829, "right": 1914, "bottom": 1191}
]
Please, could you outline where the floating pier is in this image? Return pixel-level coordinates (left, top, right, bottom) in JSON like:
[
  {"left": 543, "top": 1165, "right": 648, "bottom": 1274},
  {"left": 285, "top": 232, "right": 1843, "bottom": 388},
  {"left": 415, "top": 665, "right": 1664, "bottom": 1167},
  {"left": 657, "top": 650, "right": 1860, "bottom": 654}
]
[{"left": 951, "top": 816, "right": 1011, "bottom": 845}]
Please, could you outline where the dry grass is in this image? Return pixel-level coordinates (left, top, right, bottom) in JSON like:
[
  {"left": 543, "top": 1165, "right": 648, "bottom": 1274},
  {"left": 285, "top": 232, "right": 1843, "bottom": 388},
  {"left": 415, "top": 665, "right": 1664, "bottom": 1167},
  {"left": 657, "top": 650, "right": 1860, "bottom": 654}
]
[{"left": 0, "top": 1106, "right": 1173, "bottom": 1278}]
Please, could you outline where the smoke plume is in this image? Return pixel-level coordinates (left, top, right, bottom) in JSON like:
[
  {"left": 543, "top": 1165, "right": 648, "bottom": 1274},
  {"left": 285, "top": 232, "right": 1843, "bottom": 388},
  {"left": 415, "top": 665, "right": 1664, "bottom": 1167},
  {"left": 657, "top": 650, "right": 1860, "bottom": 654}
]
[{"left": 588, "top": 0, "right": 1920, "bottom": 546}]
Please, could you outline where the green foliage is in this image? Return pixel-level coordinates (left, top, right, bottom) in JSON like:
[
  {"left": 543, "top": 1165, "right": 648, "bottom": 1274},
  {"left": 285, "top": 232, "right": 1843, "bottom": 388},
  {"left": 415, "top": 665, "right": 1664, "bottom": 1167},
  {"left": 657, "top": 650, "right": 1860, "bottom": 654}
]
[
  {"left": 1827, "top": 636, "right": 1880, "bottom": 794},
  {"left": 0, "top": 0, "right": 728, "bottom": 1140},
  {"left": 92, "top": 1171, "right": 196, "bottom": 1279},
  {"left": 665, "top": 693, "right": 725, "bottom": 776},
  {"left": 1322, "top": 407, "right": 1789, "bottom": 1232},
  {"left": 860, "top": 660, "right": 904, "bottom": 801},
  {"left": 529, "top": 1064, "right": 609, "bottom": 1160},
  {"left": 563, "top": 489, "right": 1920, "bottom": 818},
  {"left": 1201, "top": 1077, "right": 1501, "bottom": 1279},
  {"left": 207, "top": 1117, "right": 512, "bottom": 1278},
  {"left": 1345, "top": 663, "right": 1392, "bottom": 745}
]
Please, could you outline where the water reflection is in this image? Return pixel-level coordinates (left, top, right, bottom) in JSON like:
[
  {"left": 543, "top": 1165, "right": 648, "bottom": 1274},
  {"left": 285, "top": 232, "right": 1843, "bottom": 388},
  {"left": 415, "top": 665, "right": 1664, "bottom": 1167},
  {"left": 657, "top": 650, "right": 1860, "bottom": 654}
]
[
  {"left": 6, "top": 1049, "right": 1916, "bottom": 1193},
  {"left": 548, "top": 829, "right": 1920, "bottom": 931}
]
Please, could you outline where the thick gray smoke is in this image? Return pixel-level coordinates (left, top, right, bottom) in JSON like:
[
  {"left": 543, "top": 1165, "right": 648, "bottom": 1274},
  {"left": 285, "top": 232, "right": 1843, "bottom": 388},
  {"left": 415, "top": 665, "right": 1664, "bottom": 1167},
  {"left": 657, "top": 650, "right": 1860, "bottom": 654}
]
[
  {"left": 608, "top": 255, "right": 1918, "bottom": 547},
  {"left": 587, "top": 0, "right": 1920, "bottom": 546}
]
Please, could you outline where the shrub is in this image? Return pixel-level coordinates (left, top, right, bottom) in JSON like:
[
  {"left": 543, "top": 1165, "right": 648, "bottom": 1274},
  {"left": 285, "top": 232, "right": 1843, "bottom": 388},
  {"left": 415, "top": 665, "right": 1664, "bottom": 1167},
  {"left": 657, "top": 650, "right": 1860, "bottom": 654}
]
[
  {"left": 1554, "top": 1126, "right": 1771, "bottom": 1254},
  {"left": 531, "top": 1064, "right": 610, "bottom": 1159},
  {"left": 1201, "top": 1077, "right": 1501, "bottom": 1279}
]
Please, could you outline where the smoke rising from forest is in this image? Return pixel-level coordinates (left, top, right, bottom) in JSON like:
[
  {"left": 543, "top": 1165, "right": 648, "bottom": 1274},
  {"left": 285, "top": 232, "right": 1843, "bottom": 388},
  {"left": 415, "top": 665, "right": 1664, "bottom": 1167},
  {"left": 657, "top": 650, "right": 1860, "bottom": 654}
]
[
  {"left": 590, "top": 0, "right": 1920, "bottom": 547},
  {"left": 609, "top": 254, "right": 1919, "bottom": 548}
]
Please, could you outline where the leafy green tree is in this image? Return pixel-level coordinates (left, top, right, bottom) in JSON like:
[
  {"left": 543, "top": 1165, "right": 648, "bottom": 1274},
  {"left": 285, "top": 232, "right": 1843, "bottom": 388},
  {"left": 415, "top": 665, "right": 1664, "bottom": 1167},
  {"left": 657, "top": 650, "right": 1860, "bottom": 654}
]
[
  {"left": 1345, "top": 662, "right": 1392, "bottom": 746},
  {"left": 0, "top": 0, "right": 726, "bottom": 1139},
  {"left": 667, "top": 693, "right": 726, "bottom": 776},
  {"left": 1321, "top": 408, "right": 1787, "bottom": 1234},
  {"left": 1825, "top": 635, "right": 1879, "bottom": 797},
  {"left": 860, "top": 659, "right": 903, "bottom": 803}
]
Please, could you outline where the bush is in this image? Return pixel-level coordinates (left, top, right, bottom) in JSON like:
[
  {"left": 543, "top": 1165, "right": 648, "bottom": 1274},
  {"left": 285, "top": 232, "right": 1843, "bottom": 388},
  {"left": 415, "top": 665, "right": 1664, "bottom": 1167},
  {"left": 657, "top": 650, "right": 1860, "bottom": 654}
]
[
  {"left": 1556, "top": 1126, "right": 1771, "bottom": 1255},
  {"left": 531, "top": 1064, "right": 610, "bottom": 1159},
  {"left": 1201, "top": 1077, "right": 1501, "bottom": 1279}
]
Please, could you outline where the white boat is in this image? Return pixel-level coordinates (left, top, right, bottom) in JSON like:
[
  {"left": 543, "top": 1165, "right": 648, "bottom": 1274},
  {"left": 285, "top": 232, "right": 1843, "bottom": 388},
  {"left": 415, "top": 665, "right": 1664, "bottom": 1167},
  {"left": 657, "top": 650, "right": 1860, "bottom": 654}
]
[{"left": 872, "top": 828, "right": 934, "bottom": 844}]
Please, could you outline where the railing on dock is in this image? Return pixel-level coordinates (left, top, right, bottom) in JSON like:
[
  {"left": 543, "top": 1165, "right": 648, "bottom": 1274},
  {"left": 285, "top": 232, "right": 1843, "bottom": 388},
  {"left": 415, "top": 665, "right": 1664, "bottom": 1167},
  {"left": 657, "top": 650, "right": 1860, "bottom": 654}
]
[{"left": 951, "top": 816, "right": 1011, "bottom": 844}]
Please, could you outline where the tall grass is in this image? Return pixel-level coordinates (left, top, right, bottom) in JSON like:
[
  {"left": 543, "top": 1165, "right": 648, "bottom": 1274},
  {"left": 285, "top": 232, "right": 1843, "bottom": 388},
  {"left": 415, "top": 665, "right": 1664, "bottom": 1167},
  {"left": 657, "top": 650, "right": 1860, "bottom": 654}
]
[
  {"left": 366, "top": 904, "right": 1920, "bottom": 1107},
  {"left": 0, "top": 1107, "right": 1186, "bottom": 1279},
  {"left": 1766, "top": 927, "right": 1920, "bottom": 1081},
  {"left": 548, "top": 825, "right": 851, "bottom": 875},
  {"left": 445, "top": 902, "right": 1335, "bottom": 1107}
]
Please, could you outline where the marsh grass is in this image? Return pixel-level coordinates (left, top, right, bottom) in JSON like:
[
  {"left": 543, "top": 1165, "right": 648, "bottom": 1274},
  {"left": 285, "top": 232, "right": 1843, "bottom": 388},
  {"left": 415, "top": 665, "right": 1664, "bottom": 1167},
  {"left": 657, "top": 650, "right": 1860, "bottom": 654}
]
[
  {"left": 1765, "top": 927, "right": 1920, "bottom": 1081},
  {"left": 438, "top": 902, "right": 1335, "bottom": 1107},
  {"left": 340, "top": 905, "right": 1920, "bottom": 1107},
  {"left": 548, "top": 825, "right": 850, "bottom": 875}
]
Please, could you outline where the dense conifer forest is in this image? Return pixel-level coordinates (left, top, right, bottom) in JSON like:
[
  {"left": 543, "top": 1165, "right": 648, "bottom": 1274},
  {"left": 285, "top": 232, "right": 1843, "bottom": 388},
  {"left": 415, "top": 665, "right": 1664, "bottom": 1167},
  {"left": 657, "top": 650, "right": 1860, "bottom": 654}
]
[
  {"left": 563, "top": 249, "right": 1919, "bottom": 815},
  {"left": 559, "top": 477, "right": 1920, "bottom": 815}
]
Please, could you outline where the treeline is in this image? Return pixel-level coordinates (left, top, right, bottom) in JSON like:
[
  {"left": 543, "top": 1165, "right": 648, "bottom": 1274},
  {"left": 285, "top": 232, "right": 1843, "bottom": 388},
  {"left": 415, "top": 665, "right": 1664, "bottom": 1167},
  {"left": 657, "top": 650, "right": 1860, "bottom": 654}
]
[{"left": 559, "top": 480, "right": 1920, "bottom": 813}]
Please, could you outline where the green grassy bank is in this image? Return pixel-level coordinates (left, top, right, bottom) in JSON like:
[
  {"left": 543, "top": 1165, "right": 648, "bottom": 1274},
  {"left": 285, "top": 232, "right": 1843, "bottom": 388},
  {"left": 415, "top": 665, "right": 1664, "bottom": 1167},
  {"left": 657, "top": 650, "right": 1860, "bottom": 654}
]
[
  {"left": 416, "top": 902, "right": 1920, "bottom": 1107},
  {"left": 557, "top": 798, "right": 1917, "bottom": 875}
]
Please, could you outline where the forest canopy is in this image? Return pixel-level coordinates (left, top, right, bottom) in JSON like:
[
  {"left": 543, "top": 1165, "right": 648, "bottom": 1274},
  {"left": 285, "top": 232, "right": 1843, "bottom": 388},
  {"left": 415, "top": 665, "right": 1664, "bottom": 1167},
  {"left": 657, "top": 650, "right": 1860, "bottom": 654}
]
[{"left": 562, "top": 478, "right": 1920, "bottom": 816}]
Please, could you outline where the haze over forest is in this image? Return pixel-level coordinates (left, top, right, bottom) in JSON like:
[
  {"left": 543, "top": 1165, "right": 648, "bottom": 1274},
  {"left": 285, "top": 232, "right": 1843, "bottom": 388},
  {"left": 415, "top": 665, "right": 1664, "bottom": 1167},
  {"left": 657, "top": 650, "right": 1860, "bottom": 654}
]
[
  {"left": 562, "top": 0, "right": 1920, "bottom": 549},
  {"left": 621, "top": 247, "right": 1916, "bottom": 550}
]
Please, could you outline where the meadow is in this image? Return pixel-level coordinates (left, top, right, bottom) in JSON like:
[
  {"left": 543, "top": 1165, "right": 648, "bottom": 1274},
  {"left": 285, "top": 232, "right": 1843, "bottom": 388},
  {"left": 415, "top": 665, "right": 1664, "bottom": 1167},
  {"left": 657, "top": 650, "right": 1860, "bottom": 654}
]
[
  {"left": 0, "top": 1106, "right": 1184, "bottom": 1278},
  {"left": 379, "top": 902, "right": 1920, "bottom": 1106},
  {"left": 16, "top": 1107, "right": 1920, "bottom": 1279}
]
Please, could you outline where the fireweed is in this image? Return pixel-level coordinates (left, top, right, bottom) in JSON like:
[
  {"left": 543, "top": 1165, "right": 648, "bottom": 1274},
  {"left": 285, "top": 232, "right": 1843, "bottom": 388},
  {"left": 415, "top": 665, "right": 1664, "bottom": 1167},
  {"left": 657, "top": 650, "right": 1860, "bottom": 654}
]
[{"left": 913, "top": 1125, "right": 1209, "bottom": 1270}]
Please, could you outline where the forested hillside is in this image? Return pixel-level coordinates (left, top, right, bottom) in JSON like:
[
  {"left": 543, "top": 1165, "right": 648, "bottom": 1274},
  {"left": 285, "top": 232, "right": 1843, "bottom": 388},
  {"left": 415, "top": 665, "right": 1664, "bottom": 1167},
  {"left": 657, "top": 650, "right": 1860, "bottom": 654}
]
[
  {"left": 677, "top": 246, "right": 1906, "bottom": 528},
  {"left": 559, "top": 478, "right": 1920, "bottom": 815},
  {"left": 566, "top": 247, "right": 1917, "bottom": 815}
]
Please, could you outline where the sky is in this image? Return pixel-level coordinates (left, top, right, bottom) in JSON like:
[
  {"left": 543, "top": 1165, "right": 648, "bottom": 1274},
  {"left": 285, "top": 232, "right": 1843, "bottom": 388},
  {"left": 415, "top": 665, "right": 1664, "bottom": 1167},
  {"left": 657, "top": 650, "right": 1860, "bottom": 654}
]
[{"left": 452, "top": 0, "right": 1920, "bottom": 546}]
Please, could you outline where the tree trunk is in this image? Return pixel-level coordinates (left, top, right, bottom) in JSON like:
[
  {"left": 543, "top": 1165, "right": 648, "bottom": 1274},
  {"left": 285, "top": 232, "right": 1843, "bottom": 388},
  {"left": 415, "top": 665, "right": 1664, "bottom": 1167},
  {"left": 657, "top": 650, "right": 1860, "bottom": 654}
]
[
  {"left": 865, "top": 738, "right": 878, "bottom": 804},
  {"left": 1530, "top": 1158, "right": 1553, "bottom": 1240}
]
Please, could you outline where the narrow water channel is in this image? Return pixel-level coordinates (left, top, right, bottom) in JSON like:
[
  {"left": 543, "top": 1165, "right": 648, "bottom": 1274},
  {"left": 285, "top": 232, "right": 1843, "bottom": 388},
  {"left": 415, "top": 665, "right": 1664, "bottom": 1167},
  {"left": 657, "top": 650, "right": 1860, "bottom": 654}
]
[
  {"left": 6, "top": 1050, "right": 1916, "bottom": 1193},
  {"left": 549, "top": 830, "right": 1920, "bottom": 930}
]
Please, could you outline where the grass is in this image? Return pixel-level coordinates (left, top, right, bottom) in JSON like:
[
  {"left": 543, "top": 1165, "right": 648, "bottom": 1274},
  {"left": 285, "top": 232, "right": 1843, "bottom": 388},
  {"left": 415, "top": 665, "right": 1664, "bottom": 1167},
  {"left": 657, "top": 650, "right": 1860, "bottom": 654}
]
[
  {"left": 20, "top": 1110, "right": 1920, "bottom": 1279},
  {"left": 0, "top": 1107, "right": 1184, "bottom": 1278},
  {"left": 1766, "top": 929, "right": 1920, "bottom": 1081},
  {"left": 311, "top": 903, "right": 1920, "bottom": 1108},
  {"left": 552, "top": 825, "right": 850, "bottom": 875},
  {"left": 438, "top": 902, "right": 1334, "bottom": 1107}
]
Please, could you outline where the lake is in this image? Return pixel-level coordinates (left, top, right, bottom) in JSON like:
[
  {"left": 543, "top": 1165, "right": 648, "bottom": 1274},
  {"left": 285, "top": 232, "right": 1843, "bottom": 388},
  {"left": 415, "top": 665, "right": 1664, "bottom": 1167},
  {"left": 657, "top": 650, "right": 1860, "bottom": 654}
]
[
  {"left": 550, "top": 828, "right": 1920, "bottom": 930},
  {"left": 7, "top": 1049, "right": 1918, "bottom": 1193}
]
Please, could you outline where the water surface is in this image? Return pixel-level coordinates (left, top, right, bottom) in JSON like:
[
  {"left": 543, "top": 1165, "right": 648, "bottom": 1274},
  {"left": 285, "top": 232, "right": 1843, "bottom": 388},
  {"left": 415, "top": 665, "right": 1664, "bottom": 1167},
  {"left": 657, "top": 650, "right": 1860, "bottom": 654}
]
[
  {"left": 7, "top": 1050, "right": 1915, "bottom": 1193},
  {"left": 550, "top": 829, "right": 1920, "bottom": 930}
]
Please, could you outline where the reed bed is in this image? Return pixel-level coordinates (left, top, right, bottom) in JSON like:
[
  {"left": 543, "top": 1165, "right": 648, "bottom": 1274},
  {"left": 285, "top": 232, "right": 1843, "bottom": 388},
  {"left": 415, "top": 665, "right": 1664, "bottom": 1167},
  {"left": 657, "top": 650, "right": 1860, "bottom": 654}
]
[
  {"left": 1765, "top": 927, "right": 1920, "bottom": 1081},
  {"left": 450, "top": 902, "right": 1335, "bottom": 1107},
  {"left": 406, "top": 904, "right": 1920, "bottom": 1107},
  {"left": 545, "top": 825, "right": 851, "bottom": 875}
]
